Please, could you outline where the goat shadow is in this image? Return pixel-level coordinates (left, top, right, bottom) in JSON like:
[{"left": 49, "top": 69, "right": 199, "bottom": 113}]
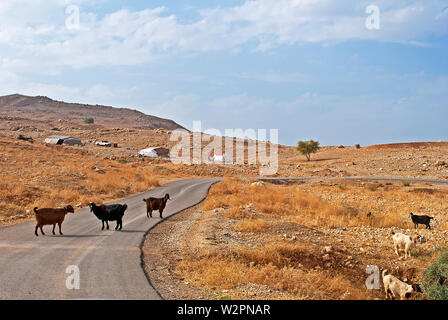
[
  {"left": 118, "top": 230, "right": 146, "bottom": 233},
  {"left": 48, "top": 234, "right": 109, "bottom": 238}
]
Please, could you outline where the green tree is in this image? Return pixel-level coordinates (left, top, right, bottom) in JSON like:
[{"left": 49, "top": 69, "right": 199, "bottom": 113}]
[
  {"left": 84, "top": 117, "right": 94, "bottom": 124},
  {"left": 297, "top": 140, "right": 320, "bottom": 161}
]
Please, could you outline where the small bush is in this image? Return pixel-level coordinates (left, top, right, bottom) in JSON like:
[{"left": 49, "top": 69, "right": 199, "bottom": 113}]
[
  {"left": 422, "top": 249, "right": 448, "bottom": 300},
  {"left": 355, "top": 144, "right": 361, "bottom": 149},
  {"left": 84, "top": 117, "right": 94, "bottom": 124},
  {"left": 402, "top": 181, "right": 411, "bottom": 187}
]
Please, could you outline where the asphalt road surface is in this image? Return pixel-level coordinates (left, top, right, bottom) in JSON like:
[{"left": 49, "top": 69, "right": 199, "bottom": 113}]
[
  {"left": 260, "top": 176, "right": 448, "bottom": 184},
  {"left": 0, "top": 178, "right": 220, "bottom": 300}
]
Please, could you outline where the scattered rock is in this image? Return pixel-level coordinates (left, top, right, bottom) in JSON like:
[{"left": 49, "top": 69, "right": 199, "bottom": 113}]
[
  {"left": 435, "top": 160, "right": 447, "bottom": 168},
  {"left": 324, "top": 246, "right": 333, "bottom": 253}
]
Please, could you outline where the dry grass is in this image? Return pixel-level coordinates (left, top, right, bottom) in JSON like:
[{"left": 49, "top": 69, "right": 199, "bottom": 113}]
[
  {"left": 175, "top": 178, "right": 448, "bottom": 299},
  {"left": 202, "top": 178, "right": 448, "bottom": 229},
  {"left": 176, "top": 252, "right": 367, "bottom": 300},
  {"left": 0, "top": 137, "right": 165, "bottom": 223},
  {"left": 234, "top": 219, "right": 270, "bottom": 232}
]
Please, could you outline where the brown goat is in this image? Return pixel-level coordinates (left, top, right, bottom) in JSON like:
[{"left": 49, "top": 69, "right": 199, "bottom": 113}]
[
  {"left": 143, "top": 194, "right": 170, "bottom": 218},
  {"left": 33, "top": 205, "right": 75, "bottom": 236}
]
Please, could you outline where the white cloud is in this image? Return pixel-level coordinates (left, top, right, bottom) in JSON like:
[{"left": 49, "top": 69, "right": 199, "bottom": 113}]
[
  {"left": 235, "top": 72, "right": 312, "bottom": 84},
  {"left": 0, "top": 0, "right": 447, "bottom": 71}
]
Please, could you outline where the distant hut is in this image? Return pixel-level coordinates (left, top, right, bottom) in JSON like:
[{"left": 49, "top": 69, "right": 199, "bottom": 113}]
[
  {"left": 95, "top": 141, "right": 112, "bottom": 147},
  {"left": 45, "top": 135, "right": 82, "bottom": 146},
  {"left": 138, "top": 147, "right": 170, "bottom": 158},
  {"left": 209, "top": 154, "right": 231, "bottom": 164}
]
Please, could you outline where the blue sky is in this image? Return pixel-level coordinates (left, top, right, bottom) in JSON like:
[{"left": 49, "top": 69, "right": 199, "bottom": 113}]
[{"left": 0, "top": 0, "right": 447, "bottom": 146}]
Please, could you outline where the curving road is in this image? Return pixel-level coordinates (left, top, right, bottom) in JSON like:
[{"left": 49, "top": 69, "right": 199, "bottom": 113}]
[
  {"left": 0, "top": 178, "right": 220, "bottom": 300},
  {"left": 260, "top": 176, "right": 448, "bottom": 184}
]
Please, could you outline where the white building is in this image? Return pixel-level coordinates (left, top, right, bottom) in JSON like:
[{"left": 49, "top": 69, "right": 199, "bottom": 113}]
[
  {"left": 138, "top": 147, "right": 170, "bottom": 158},
  {"left": 209, "top": 154, "right": 232, "bottom": 163}
]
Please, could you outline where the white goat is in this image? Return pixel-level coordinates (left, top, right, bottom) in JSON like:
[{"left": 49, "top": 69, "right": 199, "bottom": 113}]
[
  {"left": 382, "top": 269, "right": 422, "bottom": 300},
  {"left": 391, "top": 231, "right": 426, "bottom": 259}
]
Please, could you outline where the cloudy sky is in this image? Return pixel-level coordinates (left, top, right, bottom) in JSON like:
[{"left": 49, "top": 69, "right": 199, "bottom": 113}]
[{"left": 0, "top": 0, "right": 447, "bottom": 146}]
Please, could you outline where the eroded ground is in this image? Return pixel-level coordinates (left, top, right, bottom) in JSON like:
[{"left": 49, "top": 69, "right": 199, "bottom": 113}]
[{"left": 143, "top": 178, "right": 448, "bottom": 300}]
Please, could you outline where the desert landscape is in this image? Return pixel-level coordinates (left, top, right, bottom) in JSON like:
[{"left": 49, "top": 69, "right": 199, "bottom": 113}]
[{"left": 1, "top": 94, "right": 448, "bottom": 300}]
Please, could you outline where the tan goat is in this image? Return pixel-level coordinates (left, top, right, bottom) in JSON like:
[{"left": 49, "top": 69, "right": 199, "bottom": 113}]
[{"left": 33, "top": 205, "right": 75, "bottom": 236}]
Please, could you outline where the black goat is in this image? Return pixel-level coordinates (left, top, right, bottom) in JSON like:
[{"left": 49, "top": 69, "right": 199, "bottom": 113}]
[
  {"left": 143, "top": 194, "right": 170, "bottom": 218},
  {"left": 89, "top": 202, "right": 128, "bottom": 231},
  {"left": 409, "top": 212, "right": 434, "bottom": 230}
]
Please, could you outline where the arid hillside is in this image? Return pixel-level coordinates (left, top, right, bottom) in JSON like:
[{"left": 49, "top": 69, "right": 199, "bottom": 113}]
[{"left": 0, "top": 94, "right": 185, "bottom": 130}]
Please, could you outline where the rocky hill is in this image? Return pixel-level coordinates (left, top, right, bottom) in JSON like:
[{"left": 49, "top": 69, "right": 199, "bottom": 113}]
[{"left": 0, "top": 94, "right": 185, "bottom": 130}]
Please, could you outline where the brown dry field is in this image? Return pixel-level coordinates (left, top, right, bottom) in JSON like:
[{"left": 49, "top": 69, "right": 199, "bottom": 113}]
[
  {"left": 2, "top": 116, "right": 448, "bottom": 179},
  {"left": 2, "top": 117, "right": 448, "bottom": 300},
  {"left": 144, "top": 178, "right": 448, "bottom": 300}
]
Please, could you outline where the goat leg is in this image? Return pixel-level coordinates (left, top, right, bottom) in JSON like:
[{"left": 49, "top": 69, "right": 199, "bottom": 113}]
[
  {"left": 58, "top": 223, "right": 63, "bottom": 235},
  {"left": 102, "top": 220, "right": 105, "bottom": 230},
  {"left": 35, "top": 225, "right": 39, "bottom": 237},
  {"left": 106, "top": 221, "right": 109, "bottom": 230},
  {"left": 52, "top": 224, "right": 56, "bottom": 235},
  {"left": 160, "top": 209, "right": 163, "bottom": 219},
  {"left": 40, "top": 227, "right": 45, "bottom": 236}
]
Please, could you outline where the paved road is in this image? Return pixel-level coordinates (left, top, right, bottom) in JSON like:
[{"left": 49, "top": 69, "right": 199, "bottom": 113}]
[
  {"left": 260, "top": 176, "right": 448, "bottom": 184},
  {"left": 0, "top": 178, "right": 220, "bottom": 300}
]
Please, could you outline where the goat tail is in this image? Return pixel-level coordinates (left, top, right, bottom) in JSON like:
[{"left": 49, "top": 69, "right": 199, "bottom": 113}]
[
  {"left": 430, "top": 216, "right": 435, "bottom": 220},
  {"left": 382, "top": 269, "right": 388, "bottom": 279},
  {"left": 33, "top": 207, "right": 39, "bottom": 214},
  {"left": 123, "top": 204, "right": 128, "bottom": 211}
]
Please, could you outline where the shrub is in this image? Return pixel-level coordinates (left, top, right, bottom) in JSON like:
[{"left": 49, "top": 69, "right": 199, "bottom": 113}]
[
  {"left": 297, "top": 140, "right": 320, "bottom": 161},
  {"left": 402, "top": 181, "right": 411, "bottom": 187},
  {"left": 422, "top": 249, "right": 448, "bottom": 300},
  {"left": 84, "top": 117, "right": 94, "bottom": 124},
  {"left": 355, "top": 144, "right": 361, "bottom": 149}
]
